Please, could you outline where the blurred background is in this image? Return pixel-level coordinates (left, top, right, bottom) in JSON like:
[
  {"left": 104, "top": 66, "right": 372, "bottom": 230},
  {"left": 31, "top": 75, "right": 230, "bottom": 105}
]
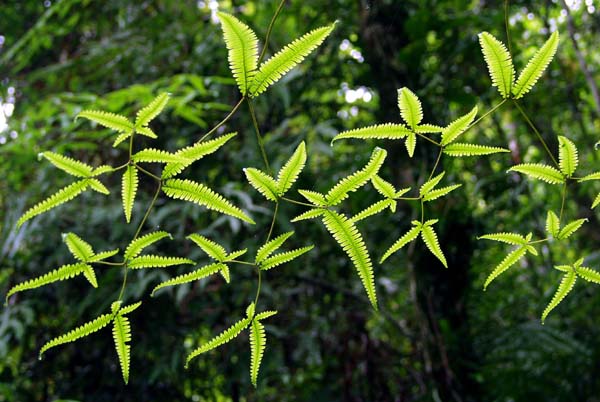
[{"left": 1, "top": 0, "right": 600, "bottom": 401}]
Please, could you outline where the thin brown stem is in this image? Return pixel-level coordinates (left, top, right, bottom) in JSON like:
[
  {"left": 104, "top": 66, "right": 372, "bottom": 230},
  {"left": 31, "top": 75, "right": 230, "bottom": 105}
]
[
  {"left": 247, "top": 99, "right": 272, "bottom": 174},
  {"left": 134, "top": 163, "right": 162, "bottom": 181},
  {"left": 513, "top": 100, "right": 559, "bottom": 167},
  {"left": 258, "top": 0, "right": 287, "bottom": 64},
  {"left": 199, "top": 97, "right": 245, "bottom": 142}
]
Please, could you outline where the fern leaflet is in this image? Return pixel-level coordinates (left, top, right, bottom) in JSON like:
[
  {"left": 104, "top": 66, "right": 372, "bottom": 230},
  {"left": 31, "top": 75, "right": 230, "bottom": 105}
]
[
  {"left": 128, "top": 255, "right": 194, "bottom": 269},
  {"left": 557, "top": 136, "right": 578, "bottom": 177},
  {"left": 122, "top": 165, "right": 138, "bottom": 223},
  {"left": 545, "top": 211, "right": 560, "bottom": 237},
  {"left": 277, "top": 141, "right": 307, "bottom": 195},
  {"left": 112, "top": 314, "right": 133, "bottom": 384},
  {"left": 332, "top": 123, "right": 410, "bottom": 143},
  {"left": 249, "top": 319, "right": 266, "bottom": 387},
  {"left": 125, "top": 231, "right": 172, "bottom": 260},
  {"left": 298, "top": 190, "right": 327, "bottom": 206},
  {"left": 88, "top": 248, "right": 120, "bottom": 263},
  {"left": 397, "top": 87, "right": 423, "bottom": 129},
  {"left": 187, "top": 234, "right": 228, "bottom": 262},
  {"left": 484, "top": 246, "right": 528, "bottom": 290},
  {"left": 135, "top": 93, "right": 169, "bottom": 128},
  {"left": 577, "top": 266, "right": 600, "bottom": 284},
  {"left": 132, "top": 149, "right": 190, "bottom": 164},
  {"left": 255, "top": 231, "right": 294, "bottom": 263},
  {"left": 577, "top": 172, "right": 600, "bottom": 182},
  {"left": 421, "top": 220, "right": 447, "bottom": 268},
  {"left": 404, "top": 132, "right": 417, "bottom": 158},
  {"left": 422, "top": 184, "right": 462, "bottom": 202},
  {"left": 291, "top": 208, "right": 325, "bottom": 222},
  {"left": 42, "top": 152, "right": 94, "bottom": 177},
  {"left": 593, "top": 193, "right": 600, "bottom": 209},
  {"left": 63, "top": 232, "right": 94, "bottom": 262},
  {"left": 478, "top": 32, "right": 514, "bottom": 99},
  {"left": 77, "top": 110, "right": 133, "bottom": 133},
  {"left": 512, "top": 32, "right": 559, "bottom": 99},
  {"left": 542, "top": 269, "right": 575, "bottom": 323},
  {"left": 136, "top": 126, "right": 157, "bottom": 139},
  {"left": 88, "top": 178, "right": 110, "bottom": 195},
  {"left": 380, "top": 225, "right": 421, "bottom": 263},
  {"left": 557, "top": 218, "right": 587, "bottom": 240},
  {"left": 443, "top": 143, "right": 509, "bottom": 157},
  {"left": 420, "top": 172, "right": 445, "bottom": 197},
  {"left": 350, "top": 199, "right": 394, "bottom": 223},
  {"left": 478, "top": 232, "right": 527, "bottom": 245},
  {"left": 440, "top": 106, "right": 478, "bottom": 145},
  {"left": 244, "top": 168, "right": 279, "bottom": 201},
  {"left": 260, "top": 246, "right": 314, "bottom": 270},
  {"left": 371, "top": 175, "right": 396, "bottom": 198},
  {"left": 508, "top": 163, "right": 565, "bottom": 184}
]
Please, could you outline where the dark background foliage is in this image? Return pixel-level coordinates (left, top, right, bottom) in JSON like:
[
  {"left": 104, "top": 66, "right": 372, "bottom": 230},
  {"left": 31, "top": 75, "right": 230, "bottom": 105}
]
[{"left": 1, "top": 0, "right": 600, "bottom": 401}]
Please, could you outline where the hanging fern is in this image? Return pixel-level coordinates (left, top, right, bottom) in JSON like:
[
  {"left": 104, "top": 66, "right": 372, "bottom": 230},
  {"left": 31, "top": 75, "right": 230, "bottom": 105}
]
[
  {"left": 542, "top": 269, "right": 575, "bottom": 323},
  {"left": 478, "top": 32, "right": 514, "bottom": 99},
  {"left": 122, "top": 165, "right": 138, "bottom": 223},
  {"left": 512, "top": 31, "right": 559, "bottom": 99}
]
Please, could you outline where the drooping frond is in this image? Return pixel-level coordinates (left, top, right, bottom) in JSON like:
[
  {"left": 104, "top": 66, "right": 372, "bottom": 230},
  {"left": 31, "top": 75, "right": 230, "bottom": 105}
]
[
  {"left": 478, "top": 32, "right": 515, "bottom": 99},
  {"left": 77, "top": 110, "right": 133, "bottom": 133},
  {"left": 63, "top": 232, "right": 94, "bottom": 262},
  {"left": 6, "top": 263, "right": 92, "bottom": 304},
  {"left": 88, "top": 178, "right": 110, "bottom": 195},
  {"left": 185, "top": 316, "right": 251, "bottom": 368},
  {"left": 17, "top": 179, "right": 90, "bottom": 227},
  {"left": 331, "top": 123, "right": 411, "bottom": 143},
  {"left": 135, "top": 93, "right": 169, "bottom": 128},
  {"left": 39, "top": 312, "right": 113, "bottom": 359},
  {"left": 380, "top": 225, "right": 421, "bottom": 263},
  {"left": 508, "top": 163, "right": 565, "bottom": 184},
  {"left": 125, "top": 231, "right": 172, "bottom": 260},
  {"left": 255, "top": 231, "right": 294, "bottom": 263},
  {"left": 162, "top": 133, "right": 237, "bottom": 179},
  {"left": 325, "top": 148, "right": 387, "bottom": 205},
  {"left": 254, "top": 310, "right": 277, "bottom": 321},
  {"left": 420, "top": 221, "right": 448, "bottom": 268},
  {"left": 557, "top": 218, "right": 587, "bottom": 240},
  {"left": 187, "top": 234, "right": 228, "bottom": 262},
  {"left": 248, "top": 23, "right": 336, "bottom": 96},
  {"left": 440, "top": 106, "right": 478, "bottom": 145},
  {"left": 88, "top": 248, "right": 120, "bottom": 263},
  {"left": 541, "top": 270, "right": 575, "bottom": 323},
  {"left": 422, "top": 184, "right": 462, "bottom": 202},
  {"left": 244, "top": 168, "right": 279, "bottom": 201},
  {"left": 132, "top": 149, "right": 190, "bottom": 164},
  {"left": 136, "top": 126, "right": 157, "bottom": 139},
  {"left": 321, "top": 211, "right": 377, "bottom": 309},
  {"left": 404, "top": 132, "right": 417, "bottom": 158},
  {"left": 42, "top": 152, "right": 93, "bottom": 177},
  {"left": 512, "top": 31, "right": 559, "bottom": 99},
  {"left": 217, "top": 12, "right": 259, "bottom": 95},
  {"left": 113, "top": 132, "right": 132, "bottom": 147},
  {"left": 557, "top": 136, "right": 578, "bottom": 177},
  {"left": 276, "top": 141, "right": 307, "bottom": 195},
  {"left": 260, "top": 246, "right": 314, "bottom": 270},
  {"left": 478, "top": 232, "right": 527, "bottom": 245},
  {"left": 397, "top": 87, "right": 423, "bottom": 129},
  {"left": 420, "top": 172, "right": 445, "bottom": 197},
  {"left": 128, "top": 255, "right": 194, "bottom": 269},
  {"left": 249, "top": 319, "right": 266, "bottom": 387},
  {"left": 112, "top": 314, "right": 133, "bottom": 384},
  {"left": 219, "top": 264, "right": 231, "bottom": 283},
  {"left": 163, "top": 179, "right": 255, "bottom": 224},
  {"left": 122, "top": 165, "right": 138, "bottom": 223},
  {"left": 298, "top": 190, "right": 327, "bottom": 206},
  {"left": 116, "top": 301, "right": 142, "bottom": 316},
  {"left": 545, "top": 211, "right": 560, "bottom": 237},
  {"left": 483, "top": 246, "right": 528, "bottom": 290},
  {"left": 350, "top": 199, "right": 394, "bottom": 223},
  {"left": 443, "top": 143, "right": 510, "bottom": 157},
  {"left": 577, "top": 266, "right": 600, "bottom": 284},
  {"left": 577, "top": 171, "right": 600, "bottom": 182},
  {"left": 291, "top": 208, "right": 325, "bottom": 222},
  {"left": 371, "top": 175, "right": 396, "bottom": 198}
]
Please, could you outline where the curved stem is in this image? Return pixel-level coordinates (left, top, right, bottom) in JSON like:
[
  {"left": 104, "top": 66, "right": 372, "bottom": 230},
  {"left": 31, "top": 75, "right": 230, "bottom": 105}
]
[
  {"left": 231, "top": 260, "right": 255, "bottom": 266},
  {"left": 420, "top": 199, "right": 425, "bottom": 223},
  {"left": 427, "top": 148, "right": 444, "bottom": 181},
  {"left": 280, "top": 196, "right": 319, "bottom": 208},
  {"left": 559, "top": 181, "right": 568, "bottom": 221},
  {"left": 247, "top": 99, "right": 272, "bottom": 173},
  {"left": 116, "top": 265, "right": 129, "bottom": 301},
  {"left": 396, "top": 196, "right": 421, "bottom": 201},
  {"left": 134, "top": 163, "right": 162, "bottom": 181},
  {"left": 199, "top": 97, "right": 245, "bottom": 142},
  {"left": 468, "top": 99, "right": 507, "bottom": 131},
  {"left": 415, "top": 132, "right": 441, "bottom": 147},
  {"left": 504, "top": 0, "right": 513, "bottom": 55},
  {"left": 134, "top": 181, "right": 162, "bottom": 240},
  {"left": 258, "top": 0, "right": 287, "bottom": 64},
  {"left": 253, "top": 269, "right": 262, "bottom": 307},
  {"left": 94, "top": 260, "right": 125, "bottom": 266},
  {"left": 267, "top": 202, "right": 279, "bottom": 242},
  {"left": 512, "top": 100, "right": 559, "bottom": 167}
]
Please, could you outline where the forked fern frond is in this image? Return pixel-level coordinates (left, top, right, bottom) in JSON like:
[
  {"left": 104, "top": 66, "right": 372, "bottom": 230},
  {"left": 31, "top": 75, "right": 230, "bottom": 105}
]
[
  {"left": 421, "top": 221, "right": 447, "bottom": 268},
  {"left": 260, "top": 246, "right": 314, "bottom": 270},
  {"left": 380, "top": 225, "right": 421, "bottom": 263},
  {"left": 508, "top": 163, "right": 565, "bottom": 184},
  {"left": 483, "top": 246, "right": 528, "bottom": 290},
  {"left": 163, "top": 179, "right": 255, "bottom": 224},
  {"left": 187, "top": 234, "right": 228, "bottom": 262},
  {"left": 541, "top": 269, "right": 575, "bottom": 323},
  {"left": 248, "top": 23, "right": 336, "bottom": 96},
  {"left": 321, "top": 211, "right": 377, "bottom": 309},
  {"left": 440, "top": 106, "right": 478, "bottom": 146},
  {"left": 331, "top": 124, "right": 411, "bottom": 143},
  {"left": 132, "top": 149, "right": 190, "bottom": 164},
  {"left": 125, "top": 231, "right": 172, "bottom": 260},
  {"left": 217, "top": 12, "right": 259, "bottom": 95},
  {"left": 277, "top": 141, "right": 307, "bottom": 195},
  {"left": 420, "top": 172, "right": 445, "bottom": 197},
  {"left": 397, "top": 87, "right": 422, "bottom": 129},
  {"left": 128, "top": 255, "right": 194, "bottom": 269},
  {"left": 77, "top": 110, "right": 133, "bottom": 133},
  {"left": 478, "top": 32, "right": 515, "bottom": 99},
  {"left": 135, "top": 93, "right": 169, "bottom": 128},
  {"left": 112, "top": 314, "right": 133, "bottom": 384},
  {"left": 249, "top": 319, "right": 266, "bottom": 387},
  {"left": 244, "top": 168, "right": 279, "bottom": 201},
  {"left": 443, "top": 143, "right": 510, "bottom": 157},
  {"left": 512, "top": 32, "right": 559, "bottom": 99},
  {"left": 122, "top": 165, "right": 138, "bottom": 223},
  {"left": 557, "top": 136, "right": 578, "bottom": 177},
  {"left": 42, "top": 152, "right": 93, "bottom": 177},
  {"left": 185, "top": 316, "right": 251, "bottom": 368},
  {"left": 255, "top": 231, "right": 294, "bottom": 263},
  {"left": 557, "top": 218, "right": 587, "bottom": 240}
]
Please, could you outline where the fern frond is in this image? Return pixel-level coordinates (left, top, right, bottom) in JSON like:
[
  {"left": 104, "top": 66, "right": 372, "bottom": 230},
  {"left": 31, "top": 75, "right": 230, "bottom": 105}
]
[
  {"left": 508, "top": 163, "right": 565, "bottom": 184},
  {"left": 331, "top": 123, "right": 410, "bottom": 143},
  {"left": 92, "top": 165, "right": 114, "bottom": 176},
  {"left": 163, "top": 179, "right": 255, "bottom": 224},
  {"left": 249, "top": 23, "right": 336, "bottom": 96},
  {"left": 6, "top": 263, "right": 91, "bottom": 303},
  {"left": 422, "top": 184, "right": 462, "bottom": 202},
  {"left": 77, "top": 110, "right": 133, "bottom": 133},
  {"left": 557, "top": 136, "right": 578, "bottom": 177},
  {"left": 325, "top": 148, "right": 387, "bottom": 205},
  {"left": 249, "top": 319, "right": 266, "bottom": 387},
  {"left": 415, "top": 124, "right": 443, "bottom": 133},
  {"left": 162, "top": 133, "right": 237, "bottom": 179},
  {"left": 380, "top": 225, "right": 421, "bottom": 263},
  {"left": 512, "top": 31, "right": 559, "bottom": 99},
  {"left": 150, "top": 262, "right": 224, "bottom": 296},
  {"left": 593, "top": 193, "right": 600, "bottom": 209},
  {"left": 478, "top": 232, "right": 527, "bottom": 245},
  {"left": 112, "top": 314, "right": 133, "bottom": 384},
  {"left": 255, "top": 231, "right": 294, "bottom": 263},
  {"left": 443, "top": 143, "right": 509, "bottom": 157},
  {"left": 117, "top": 301, "right": 142, "bottom": 316},
  {"left": 397, "top": 87, "right": 423, "bottom": 129},
  {"left": 113, "top": 132, "right": 132, "bottom": 147},
  {"left": 125, "top": 231, "right": 172, "bottom": 260},
  {"left": 321, "top": 211, "right": 377, "bottom": 309},
  {"left": 185, "top": 316, "right": 251, "bottom": 368},
  {"left": 136, "top": 126, "right": 157, "bottom": 139},
  {"left": 122, "top": 165, "right": 138, "bottom": 223},
  {"left": 557, "top": 218, "right": 587, "bottom": 240},
  {"left": 81, "top": 264, "right": 98, "bottom": 287},
  {"left": 371, "top": 175, "right": 396, "bottom": 198},
  {"left": 577, "top": 266, "right": 600, "bottom": 284},
  {"left": 135, "top": 93, "right": 169, "bottom": 128},
  {"left": 128, "top": 255, "right": 194, "bottom": 269},
  {"left": 217, "top": 12, "right": 258, "bottom": 95},
  {"left": 260, "top": 246, "right": 314, "bottom": 271},
  {"left": 298, "top": 190, "right": 327, "bottom": 206},
  {"left": 226, "top": 249, "right": 247, "bottom": 261},
  {"left": 219, "top": 265, "right": 231, "bottom": 283},
  {"left": 187, "top": 234, "right": 228, "bottom": 262},
  {"left": 244, "top": 168, "right": 279, "bottom": 201},
  {"left": 542, "top": 270, "right": 575, "bottom": 323},
  {"left": 88, "top": 178, "right": 110, "bottom": 195},
  {"left": 545, "top": 211, "right": 560, "bottom": 237},
  {"left": 88, "top": 248, "right": 120, "bottom": 263},
  {"left": 421, "top": 222, "right": 447, "bottom": 268},
  {"left": 63, "top": 232, "right": 94, "bottom": 262},
  {"left": 405, "top": 132, "right": 417, "bottom": 158},
  {"left": 42, "top": 152, "right": 93, "bottom": 177},
  {"left": 484, "top": 246, "right": 528, "bottom": 290},
  {"left": 440, "top": 106, "right": 478, "bottom": 145},
  {"left": 478, "top": 32, "right": 515, "bottom": 99},
  {"left": 17, "top": 179, "right": 90, "bottom": 227},
  {"left": 350, "top": 199, "right": 394, "bottom": 223},
  {"left": 291, "top": 208, "right": 325, "bottom": 222},
  {"left": 132, "top": 149, "right": 190, "bottom": 164},
  {"left": 420, "top": 172, "right": 445, "bottom": 197},
  {"left": 577, "top": 172, "right": 600, "bottom": 182},
  {"left": 277, "top": 141, "right": 306, "bottom": 195}
]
